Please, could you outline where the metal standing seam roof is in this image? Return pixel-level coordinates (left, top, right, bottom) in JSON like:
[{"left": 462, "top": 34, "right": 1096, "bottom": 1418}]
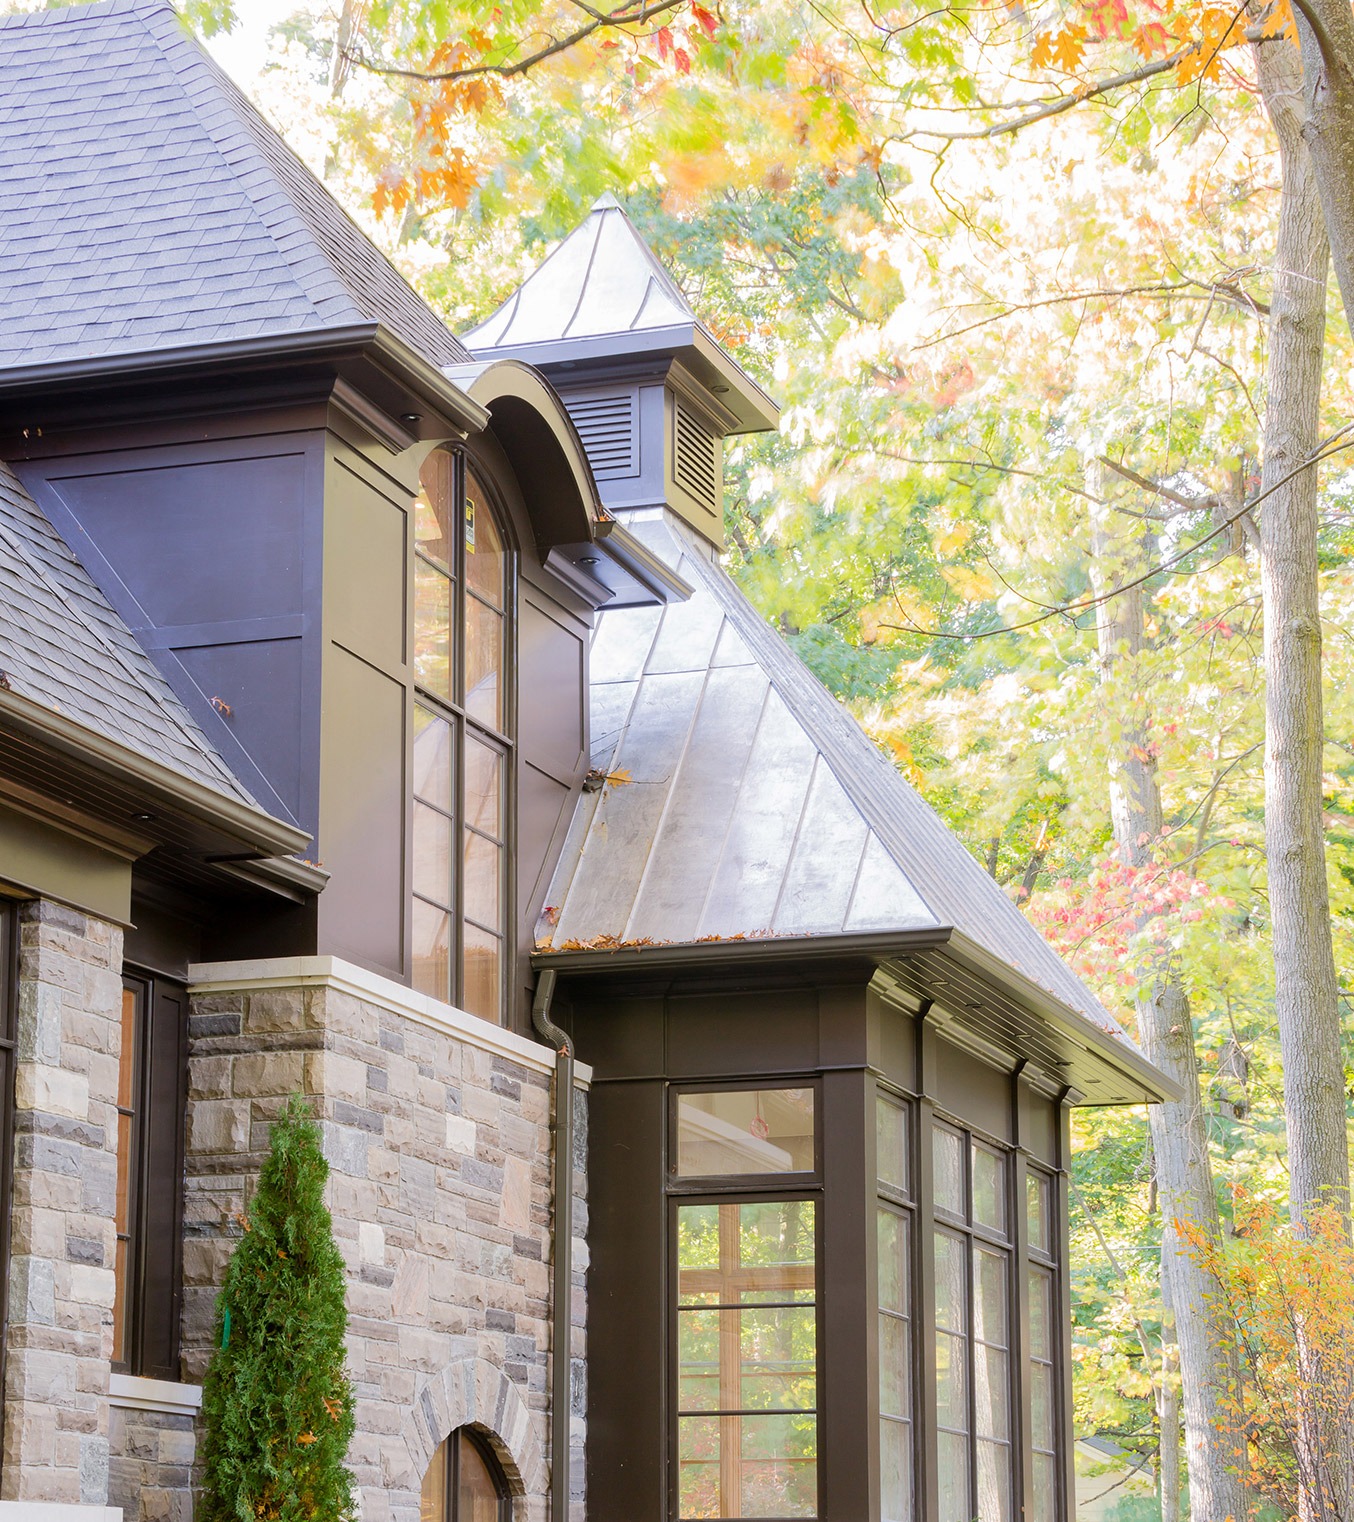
[
  {"left": 465, "top": 194, "right": 699, "bottom": 349},
  {"left": 0, "top": 0, "right": 469, "bottom": 375},
  {"left": 538, "top": 510, "right": 1136, "bottom": 1048},
  {"left": 0, "top": 460, "right": 256, "bottom": 806}
]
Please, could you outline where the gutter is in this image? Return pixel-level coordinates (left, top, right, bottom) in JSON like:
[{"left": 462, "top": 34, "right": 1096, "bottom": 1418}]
[
  {"left": 0, "top": 687, "right": 311, "bottom": 858},
  {"left": 531, "top": 968, "right": 574, "bottom": 1522},
  {"left": 0, "top": 322, "right": 492, "bottom": 438}
]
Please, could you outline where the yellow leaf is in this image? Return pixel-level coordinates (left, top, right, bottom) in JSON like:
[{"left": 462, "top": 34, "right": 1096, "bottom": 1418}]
[
  {"left": 1031, "top": 32, "right": 1055, "bottom": 69},
  {"left": 934, "top": 521, "right": 974, "bottom": 558},
  {"left": 940, "top": 564, "right": 997, "bottom": 602}
]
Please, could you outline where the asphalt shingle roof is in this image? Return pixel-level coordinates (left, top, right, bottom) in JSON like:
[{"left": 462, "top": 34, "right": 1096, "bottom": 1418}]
[
  {"left": 0, "top": 459, "right": 256, "bottom": 804},
  {"left": 0, "top": 0, "right": 469, "bottom": 373}
]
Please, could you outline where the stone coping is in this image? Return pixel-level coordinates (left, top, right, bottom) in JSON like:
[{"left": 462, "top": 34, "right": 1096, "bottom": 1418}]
[
  {"left": 186, "top": 956, "right": 592, "bottom": 1086},
  {"left": 107, "top": 1373, "right": 203, "bottom": 1415},
  {"left": 0, "top": 1508, "right": 122, "bottom": 1521}
]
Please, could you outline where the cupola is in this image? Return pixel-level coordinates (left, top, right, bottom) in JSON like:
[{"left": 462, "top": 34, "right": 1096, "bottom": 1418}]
[{"left": 463, "top": 195, "right": 779, "bottom": 549}]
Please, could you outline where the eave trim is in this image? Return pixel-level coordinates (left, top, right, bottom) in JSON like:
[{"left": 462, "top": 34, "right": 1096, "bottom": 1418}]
[{"left": 0, "top": 687, "right": 311, "bottom": 859}]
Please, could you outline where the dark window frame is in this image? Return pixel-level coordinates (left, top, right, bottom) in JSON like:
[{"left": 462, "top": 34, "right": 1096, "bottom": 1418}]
[
  {"left": 113, "top": 967, "right": 187, "bottom": 1380},
  {"left": 0, "top": 901, "right": 18, "bottom": 1459},
  {"left": 411, "top": 446, "right": 518, "bottom": 1025},
  {"left": 667, "top": 1184, "right": 825, "bottom": 1522},
  {"left": 930, "top": 1112, "right": 1018, "bottom": 1522},
  {"left": 876, "top": 1085, "right": 918, "bottom": 1522},
  {"left": 1025, "top": 1162, "right": 1062, "bottom": 1522},
  {"left": 667, "top": 1078, "right": 823, "bottom": 1191},
  {"left": 422, "top": 1425, "right": 512, "bottom": 1521}
]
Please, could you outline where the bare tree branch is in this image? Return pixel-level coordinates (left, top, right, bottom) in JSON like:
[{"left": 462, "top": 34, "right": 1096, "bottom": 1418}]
[{"left": 352, "top": 0, "right": 685, "bottom": 84}]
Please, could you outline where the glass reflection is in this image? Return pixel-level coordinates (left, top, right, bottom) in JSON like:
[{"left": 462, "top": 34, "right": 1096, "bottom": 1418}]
[
  {"left": 933, "top": 1125, "right": 964, "bottom": 1216},
  {"left": 677, "top": 1089, "right": 815, "bottom": 1177}
]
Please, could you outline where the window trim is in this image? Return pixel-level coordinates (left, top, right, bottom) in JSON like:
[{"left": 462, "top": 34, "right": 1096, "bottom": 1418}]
[
  {"left": 113, "top": 966, "right": 187, "bottom": 1379},
  {"left": 667, "top": 1187, "right": 825, "bottom": 1522},
  {"left": 667, "top": 1078, "right": 822, "bottom": 1191},
  {"left": 0, "top": 901, "right": 18, "bottom": 1463},
  {"left": 410, "top": 446, "right": 518, "bottom": 1025}
]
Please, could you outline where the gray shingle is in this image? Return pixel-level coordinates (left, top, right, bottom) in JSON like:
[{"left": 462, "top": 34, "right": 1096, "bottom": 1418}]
[{"left": 0, "top": 0, "right": 469, "bottom": 374}]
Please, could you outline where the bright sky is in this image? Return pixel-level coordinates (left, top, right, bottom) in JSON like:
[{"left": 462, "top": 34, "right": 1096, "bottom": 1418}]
[{"left": 204, "top": 0, "right": 293, "bottom": 96}]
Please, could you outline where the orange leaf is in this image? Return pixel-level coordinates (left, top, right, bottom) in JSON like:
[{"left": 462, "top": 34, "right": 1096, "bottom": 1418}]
[
  {"left": 1050, "top": 26, "right": 1086, "bottom": 71},
  {"left": 691, "top": 3, "right": 717, "bottom": 39}
]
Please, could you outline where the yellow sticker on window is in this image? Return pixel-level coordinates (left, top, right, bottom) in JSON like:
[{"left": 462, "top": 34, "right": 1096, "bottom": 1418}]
[{"left": 465, "top": 495, "right": 476, "bottom": 552}]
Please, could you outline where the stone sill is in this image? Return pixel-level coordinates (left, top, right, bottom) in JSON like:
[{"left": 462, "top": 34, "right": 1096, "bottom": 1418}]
[
  {"left": 107, "top": 1373, "right": 203, "bottom": 1415},
  {"left": 0, "top": 1507, "right": 122, "bottom": 1521},
  {"left": 186, "top": 955, "right": 593, "bottom": 1085}
]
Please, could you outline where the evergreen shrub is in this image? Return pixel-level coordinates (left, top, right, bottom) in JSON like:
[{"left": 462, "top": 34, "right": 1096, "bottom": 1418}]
[{"left": 199, "top": 1094, "right": 356, "bottom": 1521}]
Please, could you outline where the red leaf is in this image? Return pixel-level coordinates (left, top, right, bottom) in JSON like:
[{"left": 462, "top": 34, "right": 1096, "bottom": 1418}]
[
  {"left": 656, "top": 24, "right": 673, "bottom": 60},
  {"left": 691, "top": 3, "right": 717, "bottom": 39}
]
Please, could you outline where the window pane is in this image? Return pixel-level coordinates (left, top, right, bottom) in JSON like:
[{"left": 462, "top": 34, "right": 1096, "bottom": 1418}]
[
  {"left": 1032, "top": 1451, "right": 1058, "bottom": 1522},
  {"left": 977, "top": 1438, "right": 1013, "bottom": 1522},
  {"left": 419, "top": 1439, "right": 448, "bottom": 1522},
  {"left": 413, "top": 803, "right": 452, "bottom": 907},
  {"left": 412, "top": 706, "right": 453, "bottom": 812},
  {"left": 463, "top": 734, "right": 502, "bottom": 839},
  {"left": 465, "top": 597, "right": 502, "bottom": 730},
  {"left": 460, "top": 922, "right": 501, "bottom": 1023},
  {"left": 1032, "top": 1362, "right": 1055, "bottom": 1451},
  {"left": 412, "top": 899, "right": 451, "bottom": 1001},
  {"left": 1028, "top": 1169, "right": 1053, "bottom": 1257},
  {"left": 416, "top": 451, "right": 456, "bottom": 571},
  {"left": 880, "top": 1313, "right": 910, "bottom": 1419},
  {"left": 678, "top": 1307, "right": 721, "bottom": 1411},
  {"left": 457, "top": 1431, "right": 504, "bottom": 1522},
  {"left": 974, "top": 1247, "right": 1009, "bottom": 1347},
  {"left": 463, "top": 831, "right": 501, "bottom": 932},
  {"left": 881, "top": 1417, "right": 913, "bottom": 1522},
  {"left": 677, "top": 1414, "right": 817, "bottom": 1519},
  {"left": 678, "top": 1201, "right": 815, "bottom": 1305},
  {"left": 679, "top": 1307, "right": 816, "bottom": 1413},
  {"left": 739, "top": 1414, "right": 817, "bottom": 1517},
  {"left": 877, "top": 1094, "right": 909, "bottom": 1194},
  {"left": 463, "top": 471, "right": 504, "bottom": 609},
  {"left": 937, "top": 1429, "right": 971, "bottom": 1522},
  {"left": 877, "top": 1208, "right": 909, "bottom": 1316},
  {"left": 414, "top": 556, "right": 452, "bottom": 700},
  {"left": 972, "top": 1143, "right": 1007, "bottom": 1235},
  {"left": 677, "top": 1089, "right": 815, "bottom": 1177},
  {"left": 974, "top": 1342, "right": 1010, "bottom": 1440},
  {"left": 1029, "top": 1269, "right": 1053, "bottom": 1360},
  {"left": 934, "top": 1230, "right": 966, "bottom": 1333},
  {"left": 933, "top": 1125, "right": 964, "bottom": 1216},
  {"left": 935, "top": 1330, "right": 968, "bottom": 1431}
]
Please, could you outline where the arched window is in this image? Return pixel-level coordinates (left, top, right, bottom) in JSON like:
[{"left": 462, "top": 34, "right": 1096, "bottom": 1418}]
[
  {"left": 411, "top": 450, "right": 512, "bottom": 1024},
  {"left": 420, "top": 1426, "right": 511, "bottom": 1522}
]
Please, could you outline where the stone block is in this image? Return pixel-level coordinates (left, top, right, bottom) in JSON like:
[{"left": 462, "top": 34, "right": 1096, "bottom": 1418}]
[
  {"left": 15, "top": 1064, "right": 90, "bottom": 1122},
  {"left": 232, "top": 1050, "right": 305, "bottom": 1099},
  {"left": 187, "top": 1099, "right": 249, "bottom": 1154},
  {"left": 244, "top": 988, "right": 307, "bottom": 1034}
]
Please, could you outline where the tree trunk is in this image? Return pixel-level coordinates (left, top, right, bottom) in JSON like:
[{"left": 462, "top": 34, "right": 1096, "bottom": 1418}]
[
  {"left": 1159, "top": 1260, "right": 1183, "bottom": 1522},
  {"left": 1285, "top": 0, "right": 1354, "bottom": 332},
  {"left": 1089, "top": 500, "right": 1250, "bottom": 1522},
  {"left": 1251, "top": 30, "right": 1354, "bottom": 1522},
  {"left": 1252, "top": 19, "right": 1349, "bottom": 1236}
]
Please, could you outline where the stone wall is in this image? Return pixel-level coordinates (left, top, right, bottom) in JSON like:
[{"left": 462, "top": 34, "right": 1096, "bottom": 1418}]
[
  {"left": 3, "top": 899, "right": 123, "bottom": 1507},
  {"left": 108, "top": 1400, "right": 194, "bottom": 1521},
  {"left": 163, "top": 965, "right": 587, "bottom": 1522}
]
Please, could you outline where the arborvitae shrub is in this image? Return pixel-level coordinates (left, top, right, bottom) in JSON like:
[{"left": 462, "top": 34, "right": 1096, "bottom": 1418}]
[{"left": 199, "top": 1094, "right": 356, "bottom": 1521}]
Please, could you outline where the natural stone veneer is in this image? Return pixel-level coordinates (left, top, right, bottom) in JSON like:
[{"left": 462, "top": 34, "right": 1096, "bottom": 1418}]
[
  {"left": 177, "top": 959, "right": 587, "bottom": 1522},
  {"left": 5, "top": 900, "right": 123, "bottom": 1508}
]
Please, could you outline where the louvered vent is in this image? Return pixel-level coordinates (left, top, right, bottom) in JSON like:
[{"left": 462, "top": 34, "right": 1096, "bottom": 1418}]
[
  {"left": 566, "top": 392, "right": 639, "bottom": 480},
  {"left": 673, "top": 398, "right": 718, "bottom": 512}
]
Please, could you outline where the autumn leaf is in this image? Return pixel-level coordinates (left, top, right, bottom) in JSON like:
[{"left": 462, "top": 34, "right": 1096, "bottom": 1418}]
[
  {"left": 1033, "top": 25, "right": 1086, "bottom": 71},
  {"left": 691, "top": 4, "right": 717, "bottom": 39}
]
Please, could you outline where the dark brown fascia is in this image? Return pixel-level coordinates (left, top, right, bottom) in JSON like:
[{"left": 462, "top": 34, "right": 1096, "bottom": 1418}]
[
  {"left": 0, "top": 687, "right": 313, "bottom": 866},
  {"left": 942, "top": 929, "right": 1184, "bottom": 1105},
  {"left": 532, "top": 923, "right": 1181, "bottom": 1106},
  {"left": 0, "top": 324, "right": 491, "bottom": 444}
]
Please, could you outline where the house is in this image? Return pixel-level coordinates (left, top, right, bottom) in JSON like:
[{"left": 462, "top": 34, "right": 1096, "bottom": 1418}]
[{"left": 0, "top": 3, "right": 1175, "bottom": 1520}]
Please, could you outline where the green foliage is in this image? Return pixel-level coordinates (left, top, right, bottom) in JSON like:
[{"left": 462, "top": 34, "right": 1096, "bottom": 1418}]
[{"left": 199, "top": 1096, "right": 356, "bottom": 1522}]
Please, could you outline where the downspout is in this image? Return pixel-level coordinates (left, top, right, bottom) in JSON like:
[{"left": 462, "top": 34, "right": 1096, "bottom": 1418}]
[{"left": 532, "top": 968, "right": 573, "bottom": 1522}]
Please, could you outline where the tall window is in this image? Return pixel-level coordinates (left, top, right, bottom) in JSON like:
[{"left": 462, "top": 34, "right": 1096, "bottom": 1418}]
[
  {"left": 933, "top": 1121, "right": 1013, "bottom": 1522},
  {"left": 0, "top": 903, "right": 16, "bottom": 1453},
  {"left": 672, "top": 1086, "right": 819, "bottom": 1520},
  {"left": 877, "top": 1093, "right": 914, "bottom": 1522},
  {"left": 412, "top": 451, "right": 512, "bottom": 1023},
  {"left": 420, "top": 1427, "right": 510, "bottom": 1521},
  {"left": 113, "top": 970, "right": 186, "bottom": 1378},
  {"left": 1027, "top": 1167, "right": 1060, "bottom": 1522}
]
